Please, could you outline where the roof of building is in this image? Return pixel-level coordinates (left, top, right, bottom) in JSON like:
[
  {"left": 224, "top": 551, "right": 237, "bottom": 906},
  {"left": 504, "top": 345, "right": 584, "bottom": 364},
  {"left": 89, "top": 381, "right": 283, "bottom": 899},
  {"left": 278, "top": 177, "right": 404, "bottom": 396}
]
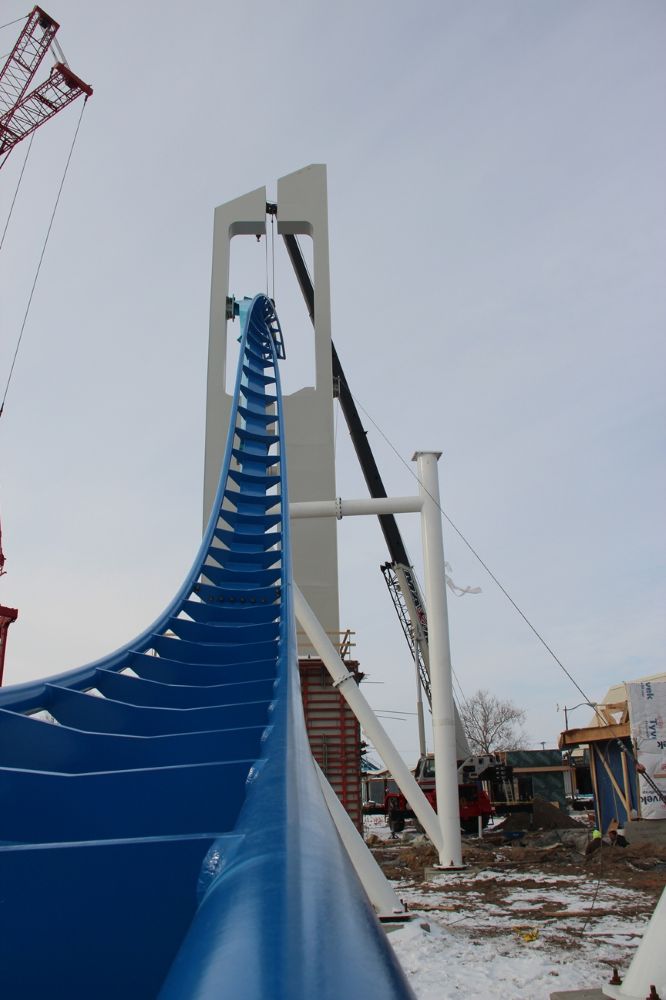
[
  {"left": 560, "top": 672, "right": 666, "bottom": 748},
  {"left": 586, "top": 671, "right": 666, "bottom": 728}
]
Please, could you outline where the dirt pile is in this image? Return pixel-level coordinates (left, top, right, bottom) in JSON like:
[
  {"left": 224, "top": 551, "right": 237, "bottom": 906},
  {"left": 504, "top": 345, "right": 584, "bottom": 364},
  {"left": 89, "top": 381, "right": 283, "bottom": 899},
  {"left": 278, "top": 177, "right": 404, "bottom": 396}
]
[{"left": 500, "top": 797, "right": 583, "bottom": 833}]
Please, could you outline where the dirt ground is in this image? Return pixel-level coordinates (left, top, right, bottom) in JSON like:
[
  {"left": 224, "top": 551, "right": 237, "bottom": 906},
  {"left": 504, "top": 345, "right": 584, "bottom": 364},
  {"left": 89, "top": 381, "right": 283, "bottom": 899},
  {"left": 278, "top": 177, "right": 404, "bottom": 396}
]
[
  {"left": 365, "top": 810, "right": 666, "bottom": 994},
  {"left": 369, "top": 834, "right": 666, "bottom": 898},
  {"left": 367, "top": 819, "right": 666, "bottom": 963}
]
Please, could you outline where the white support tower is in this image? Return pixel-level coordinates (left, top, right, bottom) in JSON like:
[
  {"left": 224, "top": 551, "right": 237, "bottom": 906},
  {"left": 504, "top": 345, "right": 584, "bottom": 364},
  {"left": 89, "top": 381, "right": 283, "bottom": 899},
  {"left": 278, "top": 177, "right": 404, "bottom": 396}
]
[
  {"left": 205, "top": 169, "right": 463, "bottom": 871},
  {"left": 204, "top": 165, "right": 340, "bottom": 644}
]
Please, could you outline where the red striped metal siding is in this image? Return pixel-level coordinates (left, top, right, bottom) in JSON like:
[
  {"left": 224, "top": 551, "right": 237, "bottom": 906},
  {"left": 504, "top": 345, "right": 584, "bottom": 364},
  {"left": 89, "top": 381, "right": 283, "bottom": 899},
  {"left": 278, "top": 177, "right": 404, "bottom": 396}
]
[{"left": 299, "top": 658, "right": 363, "bottom": 831}]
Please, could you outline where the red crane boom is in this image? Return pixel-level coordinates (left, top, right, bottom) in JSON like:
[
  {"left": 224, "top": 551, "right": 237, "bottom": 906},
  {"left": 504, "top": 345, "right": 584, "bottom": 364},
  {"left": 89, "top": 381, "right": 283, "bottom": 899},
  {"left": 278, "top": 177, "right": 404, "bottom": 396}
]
[
  {"left": 0, "top": 520, "right": 18, "bottom": 686},
  {"left": 0, "top": 6, "right": 92, "bottom": 164},
  {"left": 0, "top": 6, "right": 58, "bottom": 113}
]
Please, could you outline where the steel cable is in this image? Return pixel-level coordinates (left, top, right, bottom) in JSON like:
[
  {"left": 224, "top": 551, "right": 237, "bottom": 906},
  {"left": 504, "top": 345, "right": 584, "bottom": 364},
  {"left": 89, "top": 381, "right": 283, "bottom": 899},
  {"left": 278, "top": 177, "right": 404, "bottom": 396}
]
[
  {"left": 1, "top": 99, "right": 87, "bottom": 418},
  {"left": 0, "top": 132, "right": 34, "bottom": 251},
  {"left": 348, "top": 390, "right": 665, "bottom": 803},
  {"left": 0, "top": 16, "right": 28, "bottom": 31}
]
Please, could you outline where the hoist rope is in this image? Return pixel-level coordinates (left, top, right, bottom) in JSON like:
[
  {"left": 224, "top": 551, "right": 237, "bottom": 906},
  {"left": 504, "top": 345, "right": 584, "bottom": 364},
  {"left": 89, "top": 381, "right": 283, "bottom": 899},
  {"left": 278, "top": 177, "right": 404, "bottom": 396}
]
[
  {"left": 580, "top": 846, "right": 604, "bottom": 936},
  {"left": 411, "top": 560, "right": 471, "bottom": 712},
  {"left": 0, "top": 131, "right": 34, "bottom": 251},
  {"left": 0, "top": 99, "right": 87, "bottom": 419},
  {"left": 270, "top": 213, "right": 276, "bottom": 301},
  {"left": 348, "top": 389, "right": 665, "bottom": 801},
  {"left": 333, "top": 395, "right": 339, "bottom": 456},
  {"left": 0, "top": 16, "right": 28, "bottom": 31},
  {"left": 264, "top": 226, "right": 269, "bottom": 296},
  {"left": 350, "top": 390, "right": 593, "bottom": 702}
]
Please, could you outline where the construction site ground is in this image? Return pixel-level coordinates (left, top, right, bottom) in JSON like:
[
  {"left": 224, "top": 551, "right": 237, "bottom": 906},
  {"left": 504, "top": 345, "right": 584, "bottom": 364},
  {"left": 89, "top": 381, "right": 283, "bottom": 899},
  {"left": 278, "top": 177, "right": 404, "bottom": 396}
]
[{"left": 365, "top": 812, "right": 666, "bottom": 999}]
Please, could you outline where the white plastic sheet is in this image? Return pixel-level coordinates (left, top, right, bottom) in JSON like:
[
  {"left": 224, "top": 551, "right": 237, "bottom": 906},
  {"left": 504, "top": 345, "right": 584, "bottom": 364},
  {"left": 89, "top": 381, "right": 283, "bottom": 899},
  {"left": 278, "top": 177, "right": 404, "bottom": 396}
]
[{"left": 627, "top": 678, "right": 666, "bottom": 820}]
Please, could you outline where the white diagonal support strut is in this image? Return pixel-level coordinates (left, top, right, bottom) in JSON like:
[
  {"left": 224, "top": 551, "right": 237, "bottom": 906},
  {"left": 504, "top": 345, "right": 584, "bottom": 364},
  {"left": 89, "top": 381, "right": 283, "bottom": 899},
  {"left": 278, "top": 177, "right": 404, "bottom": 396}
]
[
  {"left": 293, "top": 583, "right": 444, "bottom": 855},
  {"left": 314, "top": 760, "right": 407, "bottom": 920},
  {"left": 603, "top": 885, "right": 666, "bottom": 999}
]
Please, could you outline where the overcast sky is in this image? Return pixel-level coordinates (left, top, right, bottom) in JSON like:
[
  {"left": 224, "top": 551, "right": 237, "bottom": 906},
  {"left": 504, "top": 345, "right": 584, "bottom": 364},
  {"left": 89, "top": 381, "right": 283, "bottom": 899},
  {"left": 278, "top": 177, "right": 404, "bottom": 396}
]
[{"left": 1, "top": 1, "right": 664, "bottom": 761}]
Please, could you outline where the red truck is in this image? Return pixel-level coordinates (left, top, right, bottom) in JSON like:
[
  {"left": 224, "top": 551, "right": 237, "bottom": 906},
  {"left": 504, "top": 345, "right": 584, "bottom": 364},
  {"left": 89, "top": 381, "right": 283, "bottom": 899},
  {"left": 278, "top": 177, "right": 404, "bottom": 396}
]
[{"left": 379, "top": 753, "right": 503, "bottom": 834}]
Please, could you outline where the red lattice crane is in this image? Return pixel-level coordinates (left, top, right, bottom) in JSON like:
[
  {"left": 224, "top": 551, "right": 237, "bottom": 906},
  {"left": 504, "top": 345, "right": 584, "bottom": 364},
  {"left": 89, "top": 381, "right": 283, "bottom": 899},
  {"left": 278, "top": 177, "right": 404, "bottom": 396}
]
[
  {"left": 0, "top": 520, "right": 18, "bottom": 686},
  {"left": 0, "top": 7, "right": 91, "bottom": 678},
  {"left": 0, "top": 5, "right": 92, "bottom": 165}
]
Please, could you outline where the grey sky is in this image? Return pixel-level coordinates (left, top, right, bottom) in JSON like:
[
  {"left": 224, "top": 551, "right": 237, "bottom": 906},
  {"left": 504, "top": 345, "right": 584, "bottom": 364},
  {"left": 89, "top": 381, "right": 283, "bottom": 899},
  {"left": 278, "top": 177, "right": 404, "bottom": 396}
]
[{"left": 1, "top": 1, "right": 664, "bottom": 760}]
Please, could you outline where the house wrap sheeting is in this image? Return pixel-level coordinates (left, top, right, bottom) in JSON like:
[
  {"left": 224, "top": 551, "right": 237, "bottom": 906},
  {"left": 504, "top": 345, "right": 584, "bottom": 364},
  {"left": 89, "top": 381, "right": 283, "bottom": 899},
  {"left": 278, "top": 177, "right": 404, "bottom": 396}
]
[{"left": 627, "top": 678, "right": 666, "bottom": 820}]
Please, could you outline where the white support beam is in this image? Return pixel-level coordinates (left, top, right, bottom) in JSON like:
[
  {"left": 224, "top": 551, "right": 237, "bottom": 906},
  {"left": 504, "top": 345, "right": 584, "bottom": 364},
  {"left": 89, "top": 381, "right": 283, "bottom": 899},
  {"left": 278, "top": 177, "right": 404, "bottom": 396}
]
[
  {"left": 414, "top": 451, "right": 463, "bottom": 869},
  {"left": 293, "top": 583, "right": 444, "bottom": 854},
  {"left": 290, "top": 496, "right": 422, "bottom": 519},
  {"left": 314, "top": 760, "right": 406, "bottom": 920},
  {"left": 603, "top": 885, "right": 666, "bottom": 999}
]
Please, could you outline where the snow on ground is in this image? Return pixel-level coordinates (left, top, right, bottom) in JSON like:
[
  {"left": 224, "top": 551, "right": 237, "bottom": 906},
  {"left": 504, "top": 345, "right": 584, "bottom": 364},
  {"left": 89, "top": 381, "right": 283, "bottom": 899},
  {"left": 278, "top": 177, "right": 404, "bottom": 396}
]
[
  {"left": 390, "top": 916, "right": 609, "bottom": 999},
  {"left": 364, "top": 817, "right": 660, "bottom": 1000},
  {"left": 388, "top": 873, "right": 649, "bottom": 999},
  {"left": 365, "top": 814, "right": 399, "bottom": 841}
]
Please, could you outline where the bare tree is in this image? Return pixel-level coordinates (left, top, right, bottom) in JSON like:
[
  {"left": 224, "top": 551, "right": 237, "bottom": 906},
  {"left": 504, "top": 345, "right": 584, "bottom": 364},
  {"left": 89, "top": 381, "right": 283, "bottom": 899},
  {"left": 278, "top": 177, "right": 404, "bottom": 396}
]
[{"left": 460, "top": 689, "right": 528, "bottom": 754}]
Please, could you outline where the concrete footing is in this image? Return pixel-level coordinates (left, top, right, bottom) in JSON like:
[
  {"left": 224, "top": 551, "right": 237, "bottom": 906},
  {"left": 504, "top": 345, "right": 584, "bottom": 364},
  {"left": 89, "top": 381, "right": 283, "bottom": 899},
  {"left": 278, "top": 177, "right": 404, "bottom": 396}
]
[
  {"left": 549, "top": 990, "right": 606, "bottom": 999},
  {"left": 424, "top": 865, "right": 467, "bottom": 879}
]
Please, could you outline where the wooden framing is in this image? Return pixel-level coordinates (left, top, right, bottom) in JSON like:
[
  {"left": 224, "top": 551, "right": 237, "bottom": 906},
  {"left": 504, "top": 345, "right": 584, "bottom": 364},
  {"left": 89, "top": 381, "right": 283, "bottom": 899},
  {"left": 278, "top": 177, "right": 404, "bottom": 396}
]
[
  {"left": 620, "top": 748, "right": 633, "bottom": 818},
  {"left": 588, "top": 745, "right": 601, "bottom": 821},
  {"left": 559, "top": 722, "right": 630, "bottom": 747},
  {"left": 596, "top": 702, "right": 629, "bottom": 726}
]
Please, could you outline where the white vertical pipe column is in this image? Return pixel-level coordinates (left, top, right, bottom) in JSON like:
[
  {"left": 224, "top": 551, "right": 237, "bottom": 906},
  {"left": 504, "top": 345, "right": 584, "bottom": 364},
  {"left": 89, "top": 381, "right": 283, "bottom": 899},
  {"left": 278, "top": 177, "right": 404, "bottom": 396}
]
[
  {"left": 294, "top": 583, "right": 444, "bottom": 854},
  {"left": 413, "top": 451, "right": 463, "bottom": 869},
  {"left": 314, "top": 760, "right": 406, "bottom": 919}
]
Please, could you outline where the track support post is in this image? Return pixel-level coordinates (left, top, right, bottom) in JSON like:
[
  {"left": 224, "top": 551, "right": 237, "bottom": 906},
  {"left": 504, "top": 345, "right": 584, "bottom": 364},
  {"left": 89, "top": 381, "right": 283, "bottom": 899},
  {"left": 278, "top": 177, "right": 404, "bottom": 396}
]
[
  {"left": 414, "top": 451, "right": 463, "bottom": 869},
  {"left": 293, "top": 583, "right": 444, "bottom": 854},
  {"left": 314, "top": 760, "right": 407, "bottom": 920},
  {"left": 603, "top": 886, "right": 666, "bottom": 1000}
]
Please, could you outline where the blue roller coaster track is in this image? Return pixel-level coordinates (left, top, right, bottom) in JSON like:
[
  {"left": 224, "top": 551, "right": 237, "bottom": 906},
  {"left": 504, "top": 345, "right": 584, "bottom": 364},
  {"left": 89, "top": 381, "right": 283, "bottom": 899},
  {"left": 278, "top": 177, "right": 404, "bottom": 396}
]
[{"left": 0, "top": 295, "right": 414, "bottom": 999}]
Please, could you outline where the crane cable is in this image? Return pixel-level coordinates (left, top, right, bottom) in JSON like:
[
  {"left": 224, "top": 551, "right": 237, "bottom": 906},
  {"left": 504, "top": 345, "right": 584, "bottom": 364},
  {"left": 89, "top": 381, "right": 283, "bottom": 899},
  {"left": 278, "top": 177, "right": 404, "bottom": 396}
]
[
  {"left": 350, "top": 389, "right": 605, "bottom": 704},
  {"left": 0, "top": 16, "right": 28, "bottom": 31},
  {"left": 0, "top": 132, "right": 34, "bottom": 251},
  {"left": 270, "top": 212, "right": 276, "bottom": 302},
  {"left": 0, "top": 98, "right": 88, "bottom": 419},
  {"left": 349, "top": 390, "right": 666, "bottom": 804},
  {"left": 411, "top": 560, "right": 473, "bottom": 714}
]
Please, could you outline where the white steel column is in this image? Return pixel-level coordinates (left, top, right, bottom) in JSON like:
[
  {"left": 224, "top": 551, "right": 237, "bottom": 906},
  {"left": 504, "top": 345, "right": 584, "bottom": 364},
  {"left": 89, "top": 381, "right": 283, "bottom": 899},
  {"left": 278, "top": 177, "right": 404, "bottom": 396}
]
[
  {"left": 413, "top": 451, "right": 463, "bottom": 869},
  {"left": 314, "top": 760, "right": 406, "bottom": 919},
  {"left": 293, "top": 583, "right": 444, "bottom": 854}
]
